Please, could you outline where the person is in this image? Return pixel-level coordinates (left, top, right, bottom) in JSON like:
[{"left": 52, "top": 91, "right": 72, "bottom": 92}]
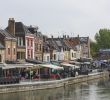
[
  {"left": 75, "top": 71, "right": 78, "bottom": 76},
  {"left": 25, "top": 73, "right": 28, "bottom": 79},
  {"left": 30, "top": 70, "right": 33, "bottom": 79},
  {"left": 56, "top": 73, "right": 61, "bottom": 80}
]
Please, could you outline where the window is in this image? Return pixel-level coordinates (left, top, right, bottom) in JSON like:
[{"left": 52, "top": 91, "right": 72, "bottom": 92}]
[
  {"left": 36, "top": 57, "right": 38, "bottom": 60},
  {"left": 19, "top": 37, "right": 21, "bottom": 46},
  {"left": 35, "top": 43, "right": 38, "bottom": 52},
  {"left": 17, "top": 52, "right": 20, "bottom": 59},
  {"left": 72, "top": 53, "right": 74, "bottom": 57},
  {"left": 28, "top": 50, "right": 30, "bottom": 59},
  {"left": 54, "top": 54, "right": 56, "bottom": 60},
  {"left": 47, "top": 56, "right": 50, "bottom": 62},
  {"left": 74, "top": 53, "right": 76, "bottom": 58},
  {"left": 21, "top": 52, "right": 25, "bottom": 59},
  {"left": 27, "top": 39, "right": 29, "bottom": 46},
  {"left": 39, "top": 44, "right": 42, "bottom": 51},
  {"left": 17, "top": 37, "right": 19, "bottom": 46},
  {"left": 36, "top": 44, "right": 38, "bottom": 50},
  {"left": 8, "top": 48, "right": 10, "bottom": 55},
  {"left": 31, "top": 40, "right": 33, "bottom": 46},
  {"left": 0, "top": 55, "right": 2, "bottom": 62},
  {"left": 13, "top": 48, "right": 16, "bottom": 55},
  {"left": 31, "top": 50, "right": 33, "bottom": 58},
  {"left": 17, "top": 52, "right": 25, "bottom": 59},
  {"left": 23, "top": 37, "right": 25, "bottom": 46},
  {"left": 63, "top": 48, "right": 65, "bottom": 51},
  {"left": 18, "top": 37, "right": 24, "bottom": 46}
]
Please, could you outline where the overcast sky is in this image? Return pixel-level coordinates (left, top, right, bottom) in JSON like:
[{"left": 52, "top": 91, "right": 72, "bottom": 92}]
[{"left": 0, "top": 0, "right": 110, "bottom": 39}]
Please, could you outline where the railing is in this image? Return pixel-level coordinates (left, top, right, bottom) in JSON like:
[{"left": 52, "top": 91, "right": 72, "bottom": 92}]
[{"left": 0, "top": 77, "right": 20, "bottom": 85}]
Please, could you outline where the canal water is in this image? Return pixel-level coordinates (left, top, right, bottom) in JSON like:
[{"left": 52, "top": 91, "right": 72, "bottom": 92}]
[{"left": 0, "top": 78, "right": 110, "bottom": 100}]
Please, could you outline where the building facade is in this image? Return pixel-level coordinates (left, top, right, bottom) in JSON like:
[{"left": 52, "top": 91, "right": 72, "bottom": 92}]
[
  {"left": 0, "top": 43, "right": 5, "bottom": 63},
  {"left": 0, "top": 29, "right": 17, "bottom": 62},
  {"left": 28, "top": 26, "right": 43, "bottom": 61},
  {"left": 80, "top": 37, "right": 91, "bottom": 58},
  {"left": 25, "top": 34, "right": 35, "bottom": 59}
]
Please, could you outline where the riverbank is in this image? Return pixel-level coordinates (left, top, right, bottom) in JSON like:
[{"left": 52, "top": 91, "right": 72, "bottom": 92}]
[{"left": 0, "top": 71, "right": 109, "bottom": 94}]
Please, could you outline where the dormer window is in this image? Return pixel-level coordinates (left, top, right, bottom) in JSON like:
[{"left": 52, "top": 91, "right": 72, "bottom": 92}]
[{"left": 8, "top": 48, "right": 10, "bottom": 55}]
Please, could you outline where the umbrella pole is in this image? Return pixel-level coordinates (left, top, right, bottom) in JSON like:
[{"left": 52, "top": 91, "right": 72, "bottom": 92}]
[
  {"left": 30, "top": 68, "right": 31, "bottom": 82},
  {"left": 39, "top": 66, "right": 40, "bottom": 81}
]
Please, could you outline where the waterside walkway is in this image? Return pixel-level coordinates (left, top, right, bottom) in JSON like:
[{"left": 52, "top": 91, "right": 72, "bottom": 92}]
[{"left": 0, "top": 71, "right": 109, "bottom": 94}]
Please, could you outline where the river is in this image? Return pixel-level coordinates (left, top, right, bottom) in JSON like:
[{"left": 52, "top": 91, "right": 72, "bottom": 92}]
[{"left": 0, "top": 78, "right": 110, "bottom": 100}]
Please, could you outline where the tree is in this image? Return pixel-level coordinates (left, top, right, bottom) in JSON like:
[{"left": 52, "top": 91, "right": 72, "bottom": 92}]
[
  {"left": 90, "top": 28, "right": 110, "bottom": 57},
  {"left": 90, "top": 41, "right": 98, "bottom": 57},
  {"left": 95, "top": 29, "right": 110, "bottom": 49}
]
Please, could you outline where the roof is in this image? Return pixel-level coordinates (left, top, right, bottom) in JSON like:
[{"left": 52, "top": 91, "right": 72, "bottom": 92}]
[
  {"left": 39, "top": 64, "right": 64, "bottom": 70},
  {"left": 0, "top": 43, "right": 5, "bottom": 49},
  {"left": 26, "top": 59, "right": 44, "bottom": 64},
  {"left": 0, "top": 29, "right": 16, "bottom": 39},
  {"left": 15, "top": 22, "right": 30, "bottom": 34},
  {"left": 28, "top": 26, "right": 43, "bottom": 38},
  {"left": 64, "top": 38, "right": 80, "bottom": 49},
  {"left": 47, "top": 38, "right": 59, "bottom": 50},
  {"left": 79, "top": 37, "right": 89, "bottom": 44},
  {"left": 61, "top": 63, "right": 80, "bottom": 69},
  {"left": 48, "top": 38, "right": 69, "bottom": 50},
  {"left": 2, "top": 63, "right": 34, "bottom": 69}
]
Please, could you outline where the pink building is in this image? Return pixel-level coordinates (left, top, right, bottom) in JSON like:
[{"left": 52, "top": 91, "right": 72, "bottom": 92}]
[{"left": 25, "top": 34, "right": 35, "bottom": 59}]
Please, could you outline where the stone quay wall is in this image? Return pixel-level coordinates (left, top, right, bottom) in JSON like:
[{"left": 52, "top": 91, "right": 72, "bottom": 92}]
[{"left": 0, "top": 71, "right": 109, "bottom": 94}]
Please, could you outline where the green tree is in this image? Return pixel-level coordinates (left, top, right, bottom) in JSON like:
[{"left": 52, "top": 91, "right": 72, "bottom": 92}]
[
  {"left": 90, "top": 41, "right": 98, "bottom": 57},
  {"left": 91, "top": 29, "right": 110, "bottom": 57},
  {"left": 95, "top": 29, "right": 110, "bottom": 49}
]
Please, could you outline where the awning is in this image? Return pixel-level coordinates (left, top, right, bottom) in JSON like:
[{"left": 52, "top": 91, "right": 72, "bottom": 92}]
[
  {"left": 39, "top": 64, "right": 64, "bottom": 70},
  {"left": 83, "top": 62, "right": 91, "bottom": 64},
  {"left": 61, "top": 63, "right": 80, "bottom": 69},
  {"left": 2, "top": 63, "right": 34, "bottom": 69}
]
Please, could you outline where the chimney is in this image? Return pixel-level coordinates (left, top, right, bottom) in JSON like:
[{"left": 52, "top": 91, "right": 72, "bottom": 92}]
[
  {"left": 51, "top": 35, "right": 53, "bottom": 38},
  {"left": 67, "top": 35, "right": 69, "bottom": 38},
  {"left": 63, "top": 35, "right": 64, "bottom": 38},
  {"left": 8, "top": 18, "right": 15, "bottom": 36}
]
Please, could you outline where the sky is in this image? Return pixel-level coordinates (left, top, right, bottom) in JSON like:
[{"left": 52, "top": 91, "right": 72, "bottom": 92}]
[{"left": 0, "top": 0, "right": 110, "bottom": 40}]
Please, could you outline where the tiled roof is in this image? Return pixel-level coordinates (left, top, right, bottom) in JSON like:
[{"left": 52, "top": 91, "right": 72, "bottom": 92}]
[
  {"left": 47, "top": 38, "right": 71, "bottom": 50},
  {"left": 55, "top": 40, "right": 63, "bottom": 47},
  {"left": 47, "top": 38, "right": 61, "bottom": 51},
  {"left": 0, "top": 29, "right": 15, "bottom": 39},
  {"left": 64, "top": 38, "right": 80, "bottom": 49}
]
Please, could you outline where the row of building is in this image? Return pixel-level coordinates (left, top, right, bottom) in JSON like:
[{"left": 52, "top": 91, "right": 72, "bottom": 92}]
[{"left": 0, "top": 18, "right": 91, "bottom": 64}]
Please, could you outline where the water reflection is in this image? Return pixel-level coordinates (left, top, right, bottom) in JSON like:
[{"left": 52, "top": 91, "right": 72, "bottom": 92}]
[{"left": 0, "top": 78, "right": 110, "bottom": 100}]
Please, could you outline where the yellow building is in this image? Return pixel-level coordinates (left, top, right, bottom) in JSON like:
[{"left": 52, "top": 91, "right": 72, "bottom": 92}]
[{"left": 0, "top": 43, "right": 5, "bottom": 63}]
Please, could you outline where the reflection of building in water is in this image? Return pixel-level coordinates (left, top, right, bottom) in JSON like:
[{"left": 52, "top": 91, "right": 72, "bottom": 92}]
[{"left": 0, "top": 79, "right": 110, "bottom": 100}]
